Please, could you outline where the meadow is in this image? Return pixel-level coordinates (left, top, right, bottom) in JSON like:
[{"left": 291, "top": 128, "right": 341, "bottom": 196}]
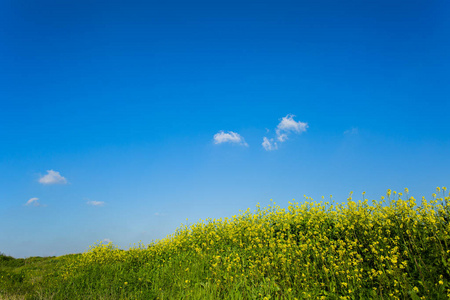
[{"left": 1, "top": 188, "right": 449, "bottom": 299}]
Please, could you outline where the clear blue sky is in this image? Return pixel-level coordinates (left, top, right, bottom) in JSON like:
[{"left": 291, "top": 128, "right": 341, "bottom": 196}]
[{"left": 1, "top": 0, "right": 449, "bottom": 258}]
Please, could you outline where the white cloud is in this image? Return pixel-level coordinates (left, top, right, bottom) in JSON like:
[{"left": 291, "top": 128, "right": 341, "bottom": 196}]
[
  {"left": 262, "top": 114, "right": 308, "bottom": 150},
  {"left": 24, "top": 197, "right": 46, "bottom": 207},
  {"left": 344, "top": 127, "right": 359, "bottom": 135},
  {"left": 213, "top": 131, "right": 248, "bottom": 146},
  {"left": 275, "top": 114, "right": 308, "bottom": 142},
  {"left": 102, "top": 238, "right": 112, "bottom": 243},
  {"left": 87, "top": 200, "right": 105, "bottom": 206},
  {"left": 39, "top": 170, "right": 67, "bottom": 185},
  {"left": 25, "top": 197, "right": 39, "bottom": 206},
  {"left": 262, "top": 137, "right": 278, "bottom": 151}
]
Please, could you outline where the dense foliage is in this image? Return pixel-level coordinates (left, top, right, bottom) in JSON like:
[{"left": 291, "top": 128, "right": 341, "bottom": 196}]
[{"left": 1, "top": 188, "right": 450, "bottom": 299}]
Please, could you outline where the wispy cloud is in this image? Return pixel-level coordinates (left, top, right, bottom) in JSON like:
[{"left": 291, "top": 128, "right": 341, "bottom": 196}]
[
  {"left": 87, "top": 200, "right": 105, "bottom": 206},
  {"left": 25, "top": 197, "right": 39, "bottom": 206},
  {"left": 102, "top": 238, "right": 112, "bottom": 243},
  {"left": 344, "top": 127, "right": 359, "bottom": 135},
  {"left": 39, "top": 170, "right": 67, "bottom": 185},
  {"left": 263, "top": 114, "right": 308, "bottom": 151},
  {"left": 213, "top": 131, "right": 248, "bottom": 146},
  {"left": 262, "top": 137, "right": 278, "bottom": 151},
  {"left": 25, "top": 197, "right": 46, "bottom": 207}
]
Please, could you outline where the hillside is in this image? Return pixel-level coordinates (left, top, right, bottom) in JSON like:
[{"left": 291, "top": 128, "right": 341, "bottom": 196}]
[{"left": 1, "top": 189, "right": 449, "bottom": 299}]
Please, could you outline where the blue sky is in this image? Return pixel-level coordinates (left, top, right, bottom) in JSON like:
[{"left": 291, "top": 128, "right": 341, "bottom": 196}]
[{"left": 1, "top": 0, "right": 449, "bottom": 258}]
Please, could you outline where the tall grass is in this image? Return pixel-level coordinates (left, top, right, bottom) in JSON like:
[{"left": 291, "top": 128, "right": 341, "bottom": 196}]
[{"left": 1, "top": 188, "right": 450, "bottom": 299}]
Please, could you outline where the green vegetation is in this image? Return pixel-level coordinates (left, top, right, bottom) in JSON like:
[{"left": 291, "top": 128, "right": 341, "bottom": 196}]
[
  {"left": 1, "top": 188, "right": 450, "bottom": 299},
  {"left": 0, "top": 252, "right": 80, "bottom": 299}
]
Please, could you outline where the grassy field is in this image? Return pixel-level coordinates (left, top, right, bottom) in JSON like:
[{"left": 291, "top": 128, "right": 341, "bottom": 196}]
[{"left": 1, "top": 188, "right": 450, "bottom": 299}]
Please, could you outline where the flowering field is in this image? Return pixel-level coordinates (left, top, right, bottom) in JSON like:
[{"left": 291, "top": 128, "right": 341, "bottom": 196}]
[{"left": 1, "top": 188, "right": 450, "bottom": 299}]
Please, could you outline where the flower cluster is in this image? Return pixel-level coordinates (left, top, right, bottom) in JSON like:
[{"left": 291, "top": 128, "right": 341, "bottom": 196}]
[{"left": 61, "top": 187, "right": 450, "bottom": 299}]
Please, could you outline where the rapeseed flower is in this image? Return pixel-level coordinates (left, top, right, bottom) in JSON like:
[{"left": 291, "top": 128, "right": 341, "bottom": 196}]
[{"left": 56, "top": 187, "right": 450, "bottom": 299}]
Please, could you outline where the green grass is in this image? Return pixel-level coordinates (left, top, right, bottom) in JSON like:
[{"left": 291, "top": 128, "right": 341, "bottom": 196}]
[
  {"left": 0, "top": 252, "right": 81, "bottom": 299},
  {"left": 1, "top": 188, "right": 450, "bottom": 299}
]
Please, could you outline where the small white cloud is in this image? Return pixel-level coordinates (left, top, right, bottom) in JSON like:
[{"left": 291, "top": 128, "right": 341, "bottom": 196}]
[
  {"left": 262, "top": 137, "right": 278, "bottom": 151},
  {"left": 275, "top": 114, "right": 308, "bottom": 142},
  {"left": 102, "top": 238, "right": 112, "bottom": 243},
  {"left": 87, "top": 200, "right": 105, "bottom": 206},
  {"left": 24, "top": 197, "right": 46, "bottom": 207},
  {"left": 25, "top": 197, "right": 39, "bottom": 206},
  {"left": 344, "top": 127, "right": 359, "bottom": 135},
  {"left": 262, "top": 114, "right": 308, "bottom": 150},
  {"left": 213, "top": 131, "right": 248, "bottom": 146},
  {"left": 39, "top": 170, "right": 67, "bottom": 185}
]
